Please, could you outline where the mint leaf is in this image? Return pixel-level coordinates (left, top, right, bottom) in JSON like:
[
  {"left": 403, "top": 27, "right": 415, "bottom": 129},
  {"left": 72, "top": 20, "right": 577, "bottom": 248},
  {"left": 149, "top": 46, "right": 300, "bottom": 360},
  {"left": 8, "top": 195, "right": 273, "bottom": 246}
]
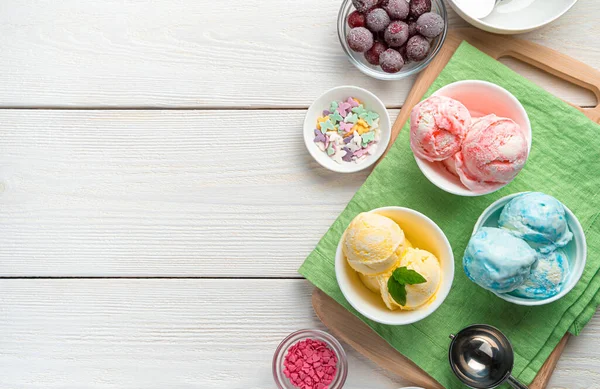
[
  {"left": 393, "top": 267, "right": 427, "bottom": 285},
  {"left": 387, "top": 276, "right": 407, "bottom": 306}
]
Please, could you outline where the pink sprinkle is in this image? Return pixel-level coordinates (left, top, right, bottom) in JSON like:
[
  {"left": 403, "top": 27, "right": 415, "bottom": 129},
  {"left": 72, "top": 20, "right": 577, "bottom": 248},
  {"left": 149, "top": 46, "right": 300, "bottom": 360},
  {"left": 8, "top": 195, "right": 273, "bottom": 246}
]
[
  {"left": 347, "top": 97, "right": 360, "bottom": 108},
  {"left": 354, "top": 147, "right": 370, "bottom": 158},
  {"left": 339, "top": 121, "right": 353, "bottom": 134},
  {"left": 283, "top": 338, "right": 338, "bottom": 388},
  {"left": 337, "top": 102, "right": 352, "bottom": 117}
]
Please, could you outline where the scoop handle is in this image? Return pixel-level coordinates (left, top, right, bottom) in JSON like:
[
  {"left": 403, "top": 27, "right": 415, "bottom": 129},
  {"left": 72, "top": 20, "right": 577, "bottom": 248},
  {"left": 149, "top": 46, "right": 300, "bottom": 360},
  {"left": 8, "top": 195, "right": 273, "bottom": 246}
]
[
  {"left": 506, "top": 374, "right": 529, "bottom": 389},
  {"left": 453, "top": 28, "right": 600, "bottom": 124}
]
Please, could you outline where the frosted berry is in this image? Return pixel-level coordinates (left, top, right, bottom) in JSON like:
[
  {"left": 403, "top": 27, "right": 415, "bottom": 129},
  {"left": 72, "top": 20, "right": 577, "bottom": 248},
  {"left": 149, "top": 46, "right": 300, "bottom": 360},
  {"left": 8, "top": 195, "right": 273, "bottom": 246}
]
[
  {"left": 379, "top": 48, "right": 404, "bottom": 73},
  {"left": 352, "top": 0, "right": 379, "bottom": 13},
  {"left": 348, "top": 10, "right": 366, "bottom": 28},
  {"left": 408, "top": 19, "right": 418, "bottom": 37},
  {"left": 381, "top": 0, "right": 409, "bottom": 20},
  {"left": 416, "top": 12, "right": 444, "bottom": 38},
  {"left": 409, "top": 0, "right": 431, "bottom": 19},
  {"left": 364, "top": 41, "right": 388, "bottom": 65},
  {"left": 347, "top": 27, "right": 374, "bottom": 52},
  {"left": 398, "top": 44, "right": 408, "bottom": 62},
  {"left": 406, "top": 34, "right": 430, "bottom": 61},
  {"left": 384, "top": 20, "right": 409, "bottom": 47},
  {"left": 366, "top": 8, "right": 391, "bottom": 32}
]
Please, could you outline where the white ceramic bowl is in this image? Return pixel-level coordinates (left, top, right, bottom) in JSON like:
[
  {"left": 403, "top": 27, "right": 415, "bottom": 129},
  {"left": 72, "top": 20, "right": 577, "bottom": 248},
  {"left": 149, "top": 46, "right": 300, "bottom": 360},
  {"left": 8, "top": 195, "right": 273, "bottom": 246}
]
[
  {"left": 472, "top": 192, "right": 587, "bottom": 306},
  {"left": 414, "top": 80, "right": 531, "bottom": 197},
  {"left": 448, "top": 0, "right": 578, "bottom": 35},
  {"left": 335, "top": 207, "right": 454, "bottom": 325},
  {"left": 304, "top": 86, "right": 391, "bottom": 173}
]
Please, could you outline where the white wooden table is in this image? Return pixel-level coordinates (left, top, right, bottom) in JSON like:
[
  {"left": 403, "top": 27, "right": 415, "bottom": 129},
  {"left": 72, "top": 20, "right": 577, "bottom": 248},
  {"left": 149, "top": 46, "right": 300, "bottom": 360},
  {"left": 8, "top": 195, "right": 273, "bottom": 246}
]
[{"left": 0, "top": 1, "right": 599, "bottom": 388}]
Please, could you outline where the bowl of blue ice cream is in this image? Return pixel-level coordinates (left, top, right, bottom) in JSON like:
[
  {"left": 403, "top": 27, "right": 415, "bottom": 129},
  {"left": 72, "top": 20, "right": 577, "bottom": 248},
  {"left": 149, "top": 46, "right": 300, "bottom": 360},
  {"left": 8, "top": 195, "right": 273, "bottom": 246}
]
[{"left": 464, "top": 192, "right": 587, "bottom": 306}]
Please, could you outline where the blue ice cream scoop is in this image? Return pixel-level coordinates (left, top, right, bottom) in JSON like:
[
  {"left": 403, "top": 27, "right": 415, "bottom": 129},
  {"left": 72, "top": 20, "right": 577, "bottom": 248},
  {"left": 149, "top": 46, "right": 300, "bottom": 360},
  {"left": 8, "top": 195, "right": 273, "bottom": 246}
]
[
  {"left": 464, "top": 227, "right": 538, "bottom": 294},
  {"left": 498, "top": 192, "right": 573, "bottom": 254},
  {"left": 508, "top": 249, "right": 570, "bottom": 299}
]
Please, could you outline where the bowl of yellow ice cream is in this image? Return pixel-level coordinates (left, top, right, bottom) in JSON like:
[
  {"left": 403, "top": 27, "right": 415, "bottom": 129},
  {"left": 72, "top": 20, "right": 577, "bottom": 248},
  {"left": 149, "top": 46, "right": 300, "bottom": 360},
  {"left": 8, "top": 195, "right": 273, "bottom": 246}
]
[{"left": 336, "top": 207, "right": 454, "bottom": 325}]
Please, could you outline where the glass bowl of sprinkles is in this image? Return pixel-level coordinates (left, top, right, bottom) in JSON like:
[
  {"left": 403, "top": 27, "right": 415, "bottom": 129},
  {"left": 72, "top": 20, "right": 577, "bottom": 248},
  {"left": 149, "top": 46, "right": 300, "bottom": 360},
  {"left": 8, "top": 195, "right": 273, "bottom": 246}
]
[
  {"left": 304, "top": 86, "right": 391, "bottom": 173},
  {"left": 273, "top": 329, "right": 348, "bottom": 389}
]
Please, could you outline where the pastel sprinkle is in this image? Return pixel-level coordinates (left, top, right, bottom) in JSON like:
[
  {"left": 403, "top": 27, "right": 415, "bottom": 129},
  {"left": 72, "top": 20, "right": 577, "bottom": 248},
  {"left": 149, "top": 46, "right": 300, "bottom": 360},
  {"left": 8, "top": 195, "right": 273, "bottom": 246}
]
[
  {"left": 362, "top": 131, "right": 375, "bottom": 146},
  {"left": 344, "top": 113, "right": 358, "bottom": 124},
  {"left": 351, "top": 105, "right": 367, "bottom": 116},
  {"left": 328, "top": 132, "right": 343, "bottom": 144},
  {"left": 354, "top": 145, "right": 372, "bottom": 158},
  {"left": 329, "top": 101, "right": 338, "bottom": 113},
  {"left": 347, "top": 97, "right": 360, "bottom": 108},
  {"left": 314, "top": 129, "right": 326, "bottom": 143},
  {"left": 352, "top": 123, "right": 370, "bottom": 135},
  {"left": 313, "top": 97, "right": 380, "bottom": 165},
  {"left": 360, "top": 111, "right": 379, "bottom": 126},
  {"left": 331, "top": 148, "right": 346, "bottom": 164},
  {"left": 342, "top": 148, "right": 354, "bottom": 162},
  {"left": 337, "top": 102, "right": 352, "bottom": 117},
  {"left": 327, "top": 143, "right": 335, "bottom": 156},
  {"left": 370, "top": 117, "right": 380, "bottom": 129},
  {"left": 316, "top": 116, "right": 330, "bottom": 131},
  {"left": 347, "top": 140, "right": 361, "bottom": 152},
  {"left": 339, "top": 121, "right": 354, "bottom": 134},
  {"left": 320, "top": 119, "right": 335, "bottom": 133},
  {"left": 329, "top": 111, "right": 343, "bottom": 123}
]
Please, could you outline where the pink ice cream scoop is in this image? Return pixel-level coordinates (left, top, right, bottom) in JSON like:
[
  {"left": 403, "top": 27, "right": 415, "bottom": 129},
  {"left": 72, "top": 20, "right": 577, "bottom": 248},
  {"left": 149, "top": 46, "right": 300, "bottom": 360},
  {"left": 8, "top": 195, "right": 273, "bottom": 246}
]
[
  {"left": 442, "top": 156, "right": 459, "bottom": 177},
  {"left": 455, "top": 114, "right": 528, "bottom": 192},
  {"left": 410, "top": 95, "right": 472, "bottom": 162}
]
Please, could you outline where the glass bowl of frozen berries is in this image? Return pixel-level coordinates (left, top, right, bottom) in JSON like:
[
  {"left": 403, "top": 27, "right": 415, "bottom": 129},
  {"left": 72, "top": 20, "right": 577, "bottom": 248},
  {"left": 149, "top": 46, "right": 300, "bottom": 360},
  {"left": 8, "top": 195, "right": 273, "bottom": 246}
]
[{"left": 338, "top": 0, "right": 448, "bottom": 80}]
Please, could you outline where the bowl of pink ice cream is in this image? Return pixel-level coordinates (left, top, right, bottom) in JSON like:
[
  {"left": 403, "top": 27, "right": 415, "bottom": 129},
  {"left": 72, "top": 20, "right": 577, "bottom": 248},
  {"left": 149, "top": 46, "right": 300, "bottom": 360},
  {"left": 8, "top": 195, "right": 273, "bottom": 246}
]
[{"left": 410, "top": 80, "right": 531, "bottom": 196}]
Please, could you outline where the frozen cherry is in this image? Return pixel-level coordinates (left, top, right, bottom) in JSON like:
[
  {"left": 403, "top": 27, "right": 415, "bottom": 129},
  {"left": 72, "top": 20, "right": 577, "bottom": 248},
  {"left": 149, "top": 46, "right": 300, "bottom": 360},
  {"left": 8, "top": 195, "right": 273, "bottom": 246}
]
[
  {"left": 366, "top": 8, "right": 391, "bottom": 32},
  {"left": 407, "top": 19, "right": 418, "bottom": 37},
  {"left": 347, "top": 27, "right": 374, "bottom": 52},
  {"left": 348, "top": 10, "right": 366, "bottom": 28},
  {"left": 379, "top": 48, "right": 404, "bottom": 73},
  {"left": 352, "top": 0, "right": 379, "bottom": 13},
  {"left": 364, "top": 41, "right": 388, "bottom": 65},
  {"left": 409, "top": 0, "right": 431, "bottom": 19},
  {"left": 398, "top": 44, "right": 407, "bottom": 62},
  {"left": 406, "top": 34, "right": 430, "bottom": 61},
  {"left": 384, "top": 20, "right": 409, "bottom": 47},
  {"left": 381, "top": 0, "right": 409, "bottom": 20},
  {"left": 416, "top": 12, "right": 444, "bottom": 38}
]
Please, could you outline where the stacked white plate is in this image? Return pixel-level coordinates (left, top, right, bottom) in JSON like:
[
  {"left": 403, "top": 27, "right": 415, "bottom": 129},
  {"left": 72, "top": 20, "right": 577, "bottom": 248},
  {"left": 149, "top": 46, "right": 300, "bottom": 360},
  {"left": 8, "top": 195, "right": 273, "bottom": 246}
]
[{"left": 448, "top": 0, "right": 579, "bottom": 34}]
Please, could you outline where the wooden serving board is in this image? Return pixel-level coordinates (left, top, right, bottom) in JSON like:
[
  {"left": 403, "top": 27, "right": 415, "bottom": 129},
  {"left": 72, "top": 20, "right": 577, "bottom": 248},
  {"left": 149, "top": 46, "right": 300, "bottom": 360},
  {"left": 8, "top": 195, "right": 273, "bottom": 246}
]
[{"left": 312, "top": 28, "right": 600, "bottom": 388}]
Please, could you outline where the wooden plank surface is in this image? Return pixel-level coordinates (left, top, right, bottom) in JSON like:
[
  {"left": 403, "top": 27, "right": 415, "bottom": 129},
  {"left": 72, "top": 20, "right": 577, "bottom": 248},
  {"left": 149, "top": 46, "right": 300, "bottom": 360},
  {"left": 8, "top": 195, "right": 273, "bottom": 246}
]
[
  {"left": 2, "top": 1, "right": 600, "bottom": 388},
  {"left": 0, "top": 109, "right": 390, "bottom": 277},
  {"left": 0, "top": 0, "right": 597, "bottom": 108},
  {"left": 0, "top": 279, "right": 597, "bottom": 389}
]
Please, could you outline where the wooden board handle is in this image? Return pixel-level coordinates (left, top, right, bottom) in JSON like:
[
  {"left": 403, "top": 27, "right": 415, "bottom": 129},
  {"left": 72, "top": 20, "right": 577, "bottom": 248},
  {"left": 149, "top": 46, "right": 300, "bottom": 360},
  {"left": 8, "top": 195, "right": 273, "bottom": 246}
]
[{"left": 453, "top": 28, "right": 600, "bottom": 123}]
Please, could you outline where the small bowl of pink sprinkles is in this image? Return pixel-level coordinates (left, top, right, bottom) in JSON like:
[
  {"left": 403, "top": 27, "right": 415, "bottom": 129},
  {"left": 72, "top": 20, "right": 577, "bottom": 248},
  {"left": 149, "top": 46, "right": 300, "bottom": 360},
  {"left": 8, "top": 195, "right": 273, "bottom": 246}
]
[
  {"left": 273, "top": 329, "right": 348, "bottom": 389},
  {"left": 304, "top": 86, "right": 391, "bottom": 173}
]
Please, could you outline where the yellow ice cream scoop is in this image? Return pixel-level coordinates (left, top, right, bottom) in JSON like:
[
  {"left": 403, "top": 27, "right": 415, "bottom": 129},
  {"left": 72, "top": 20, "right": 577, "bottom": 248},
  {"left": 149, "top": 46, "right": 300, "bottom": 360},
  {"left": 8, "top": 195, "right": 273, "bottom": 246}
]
[
  {"left": 343, "top": 212, "right": 406, "bottom": 276},
  {"left": 359, "top": 238, "right": 413, "bottom": 293},
  {"left": 380, "top": 248, "right": 442, "bottom": 311}
]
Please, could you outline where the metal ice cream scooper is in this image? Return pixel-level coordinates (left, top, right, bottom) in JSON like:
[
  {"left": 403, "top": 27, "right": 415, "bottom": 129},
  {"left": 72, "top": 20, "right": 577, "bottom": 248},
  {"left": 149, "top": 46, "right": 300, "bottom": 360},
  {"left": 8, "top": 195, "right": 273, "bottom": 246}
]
[{"left": 448, "top": 324, "right": 529, "bottom": 389}]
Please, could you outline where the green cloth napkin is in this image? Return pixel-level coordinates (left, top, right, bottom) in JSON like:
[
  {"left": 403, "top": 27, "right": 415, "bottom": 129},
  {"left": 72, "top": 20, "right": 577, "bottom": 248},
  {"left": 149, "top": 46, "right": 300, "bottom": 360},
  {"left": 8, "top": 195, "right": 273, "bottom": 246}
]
[{"left": 299, "top": 42, "right": 600, "bottom": 388}]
